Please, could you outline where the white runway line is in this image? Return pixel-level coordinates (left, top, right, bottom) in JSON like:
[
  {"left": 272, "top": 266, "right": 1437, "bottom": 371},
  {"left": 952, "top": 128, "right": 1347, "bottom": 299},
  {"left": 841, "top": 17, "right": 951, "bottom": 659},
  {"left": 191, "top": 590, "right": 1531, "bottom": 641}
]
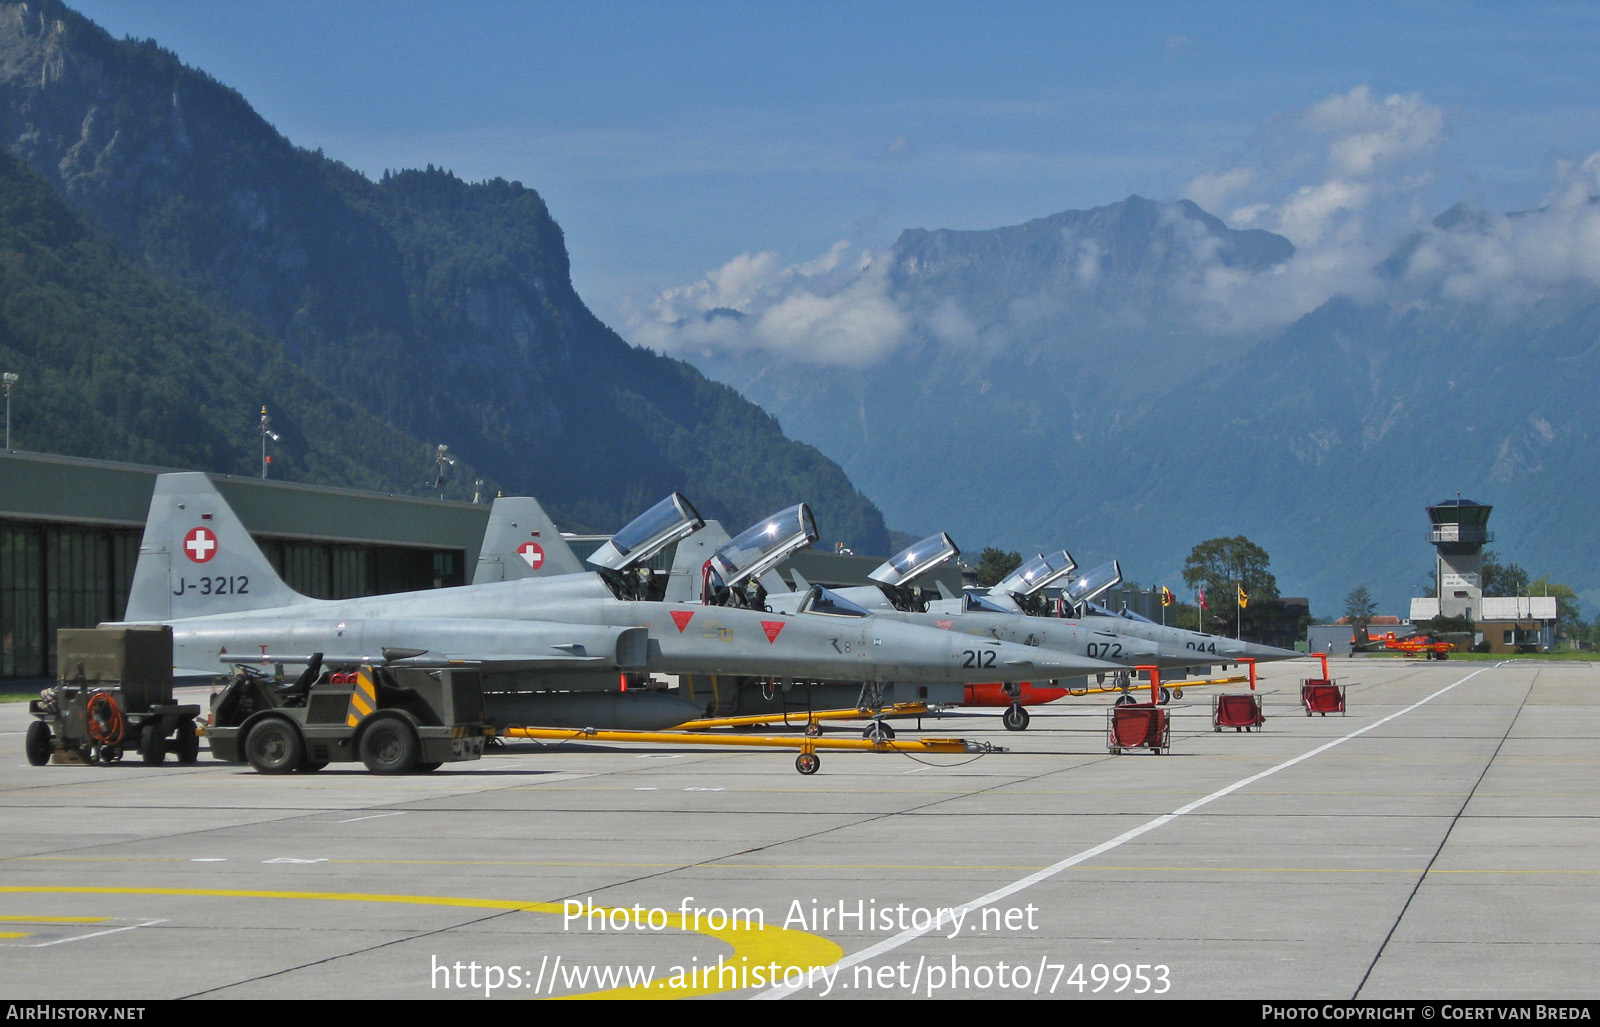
[{"left": 756, "top": 667, "right": 1491, "bottom": 999}]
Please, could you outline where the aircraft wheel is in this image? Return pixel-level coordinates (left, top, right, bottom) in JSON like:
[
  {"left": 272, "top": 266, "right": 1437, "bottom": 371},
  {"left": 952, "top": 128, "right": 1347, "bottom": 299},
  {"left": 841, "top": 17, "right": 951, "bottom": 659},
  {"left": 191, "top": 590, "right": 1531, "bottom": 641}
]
[
  {"left": 141, "top": 723, "right": 166, "bottom": 765},
  {"left": 1115, "top": 694, "right": 1136, "bottom": 707},
  {"left": 25, "top": 721, "right": 52, "bottom": 766},
  {"left": 1002, "top": 705, "right": 1030, "bottom": 731},
  {"left": 245, "top": 718, "right": 304, "bottom": 775},
  {"left": 359, "top": 716, "right": 419, "bottom": 774},
  {"left": 1159, "top": 686, "right": 1173, "bottom": 705},
  {"left": 176, "top": 720, "right": 200, "bottom": 764},
  {"left": 863, "top": 723, "right": 896, "bottom": 741}
]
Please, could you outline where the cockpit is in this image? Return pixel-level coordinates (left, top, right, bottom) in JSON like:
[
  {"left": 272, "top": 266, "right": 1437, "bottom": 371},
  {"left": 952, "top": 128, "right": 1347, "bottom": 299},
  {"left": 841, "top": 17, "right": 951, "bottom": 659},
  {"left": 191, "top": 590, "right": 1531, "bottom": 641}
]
[
  {"left": 866, "top": 532, "right": 960, "bottom": 613},
  {"left": 588, "top": 493, "right": 704, "bottom": 601},
  {"left": 703, "top": 504, "right": 818, "bottom": 608},
  {"left": 1059, "top": 560, "right": 1123, "bottom": 616}
]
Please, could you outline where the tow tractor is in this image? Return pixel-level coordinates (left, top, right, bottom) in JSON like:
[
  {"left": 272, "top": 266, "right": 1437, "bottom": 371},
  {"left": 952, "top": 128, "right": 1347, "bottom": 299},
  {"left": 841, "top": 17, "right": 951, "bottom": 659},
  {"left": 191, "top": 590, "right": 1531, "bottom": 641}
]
[
  {"left": 204, "top": 657, "right": 492, "bottom": 774},
  {"left": 25, "top": 626, "right": 201, "bottom": 766}
]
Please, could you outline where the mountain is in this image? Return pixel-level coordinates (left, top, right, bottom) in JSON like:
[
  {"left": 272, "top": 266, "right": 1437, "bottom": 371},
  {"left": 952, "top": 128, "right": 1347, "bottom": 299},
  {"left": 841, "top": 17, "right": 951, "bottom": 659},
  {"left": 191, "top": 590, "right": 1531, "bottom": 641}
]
[
  {"left": 0, "top": 0, "right": 888, "bottom": 548},
  {"left": 676, "top": 195, "right": 1600, "bottom": 616}
]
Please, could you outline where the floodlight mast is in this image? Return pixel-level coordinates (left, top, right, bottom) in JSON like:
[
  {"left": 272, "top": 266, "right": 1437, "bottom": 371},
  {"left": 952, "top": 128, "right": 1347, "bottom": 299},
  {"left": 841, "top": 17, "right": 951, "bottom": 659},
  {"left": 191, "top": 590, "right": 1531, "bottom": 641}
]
[
  {"left": 258, "top": 405, "right": 280, "bottom": 478},
  {"left": 4, "top": 372, "right": 19, "bottom": 451}
]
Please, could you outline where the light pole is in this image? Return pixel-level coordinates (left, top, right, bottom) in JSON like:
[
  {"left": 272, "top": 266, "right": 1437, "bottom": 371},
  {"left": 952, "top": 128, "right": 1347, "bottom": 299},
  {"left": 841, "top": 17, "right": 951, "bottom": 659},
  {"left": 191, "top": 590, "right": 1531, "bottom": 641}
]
[
  {"left": 3, "top": 372, "right": 17, "bottom": 451},
  {"left": 258, "top": 405, "right": 280, "bottom": 478},
  {"left": 431, "top": 444, "right": 456, "bottom": 497}
]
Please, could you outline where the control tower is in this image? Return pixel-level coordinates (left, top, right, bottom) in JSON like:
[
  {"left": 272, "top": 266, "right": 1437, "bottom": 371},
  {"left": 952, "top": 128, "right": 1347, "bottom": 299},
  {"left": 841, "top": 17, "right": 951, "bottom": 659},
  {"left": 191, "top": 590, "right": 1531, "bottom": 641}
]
[{"left": 1428, "top": 498, "right": 1493, "bottom": 620}]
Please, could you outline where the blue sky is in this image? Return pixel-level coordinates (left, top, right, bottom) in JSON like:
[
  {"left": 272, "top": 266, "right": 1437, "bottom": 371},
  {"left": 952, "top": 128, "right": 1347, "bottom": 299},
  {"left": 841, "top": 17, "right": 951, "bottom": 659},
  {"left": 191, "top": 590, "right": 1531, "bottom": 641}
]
[{"left": 69, "top": 1, "right": 1600, "bottom": 330}]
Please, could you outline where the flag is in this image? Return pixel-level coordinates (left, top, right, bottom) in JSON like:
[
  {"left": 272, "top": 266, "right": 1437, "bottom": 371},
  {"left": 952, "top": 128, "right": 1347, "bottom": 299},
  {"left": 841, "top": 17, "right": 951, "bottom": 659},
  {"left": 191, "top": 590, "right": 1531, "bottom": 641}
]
[
  {"left": 1237, "top": 584, "right": 1249, "bottom": 609},
  {"left": 1160, "top": 586, "right": 1174, "bottom": 607},
  {"left": 1197, "top": 587, "right": 1208, "bottom": 610}
]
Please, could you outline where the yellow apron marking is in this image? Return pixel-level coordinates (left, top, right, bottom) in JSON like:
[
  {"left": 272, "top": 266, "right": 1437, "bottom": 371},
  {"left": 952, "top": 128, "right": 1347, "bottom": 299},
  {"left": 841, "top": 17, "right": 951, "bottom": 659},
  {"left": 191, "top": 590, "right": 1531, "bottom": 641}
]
[{"left": 0, "top": 886, "right": 841, "bottom": 999}]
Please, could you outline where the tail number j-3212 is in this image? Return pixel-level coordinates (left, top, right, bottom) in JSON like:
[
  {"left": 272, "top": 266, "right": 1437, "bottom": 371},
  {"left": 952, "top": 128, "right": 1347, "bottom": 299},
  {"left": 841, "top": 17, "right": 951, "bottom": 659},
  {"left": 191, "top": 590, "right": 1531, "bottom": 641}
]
[{"left": 172, "top": 576, "right": 249, "bottom": 597}]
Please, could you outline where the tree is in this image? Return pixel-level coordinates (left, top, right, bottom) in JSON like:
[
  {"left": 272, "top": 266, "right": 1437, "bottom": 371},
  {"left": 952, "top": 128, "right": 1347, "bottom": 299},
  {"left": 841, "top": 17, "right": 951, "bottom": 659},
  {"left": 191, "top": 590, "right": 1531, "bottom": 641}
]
[
  {"left": 1181, "top": 536, "right": 1279, "bottom": 607},
  {"left": 1528, "top": 576, "right": 1582, "bottom": 639},
  {"left": 1182, "top": 536, "right": 1279, "bottom": 636},
  {"left": 1343, "top": 585, "right": 1378, "bottom": 629},
  {"left": 973, "top": 548, "right": 1022, "bottom": 588},
  {"left": 1480, "top": 551, "right": 1530, "bottom": 597}
]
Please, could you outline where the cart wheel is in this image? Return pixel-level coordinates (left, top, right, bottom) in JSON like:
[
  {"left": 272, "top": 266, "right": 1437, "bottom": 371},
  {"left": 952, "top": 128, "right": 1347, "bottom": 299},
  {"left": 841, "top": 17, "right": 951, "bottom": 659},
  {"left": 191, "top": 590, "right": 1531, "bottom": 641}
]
[
  {"left": 175, "top": 720, "right": 200, "bottom": 764},
  {"left": 1153, "top": 749, "right": 1163, "bottom": 755},
  {"left": 141, "top": 723, "right": 166, "bottom": 765},
  {"left": 795, "top": 753, "right": 820, "bottom": 775},
  {"left": 1214, "top": 725, "right": 1221, "bottom": 733},
  {"left": 244, "top": 717, "right": 304, "bottom": 774},
  {"left": 1173, "top": 688, "right": 1184, "bottom": 699},
  {"left": 1115, "top": 694, "right": 1136, "bottom": 707},
  {"left": 295, "top": 761, "right": 328, "bottom": 773},
  {"left": 1109, "top": 747, "right": 1121, "bottom": 755},
  {"left": 804, "top": 723, "right": 822, "bottom": 737},
  {"left": 101, "top": 745, "right": 123, "bottom": 764},
  {"left": 359, "top": 715, "right": 420, "bottom": 774},
  {"left": 1002, "top": 705, "right": 1030, "bottom": 731},
  {"left": 25, "top": 721, "right": 52, "bottom": 766},
  {"left": 1159, "top": 686, "right": 1173, "bottom": 705}
]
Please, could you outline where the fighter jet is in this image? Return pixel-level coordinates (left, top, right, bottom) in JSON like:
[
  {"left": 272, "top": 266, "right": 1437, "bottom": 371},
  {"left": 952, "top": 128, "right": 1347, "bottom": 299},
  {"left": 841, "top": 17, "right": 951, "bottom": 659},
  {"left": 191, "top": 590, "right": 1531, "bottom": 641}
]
[
  {"left": 1057, "top": 559, "right": 1301, "bottom": 668},
  {"left": 117, "top": 474, "right": 1118, "bottom": 733},
  {"left": 747, "top": 535, "right": 1269, "bottom": 728}
]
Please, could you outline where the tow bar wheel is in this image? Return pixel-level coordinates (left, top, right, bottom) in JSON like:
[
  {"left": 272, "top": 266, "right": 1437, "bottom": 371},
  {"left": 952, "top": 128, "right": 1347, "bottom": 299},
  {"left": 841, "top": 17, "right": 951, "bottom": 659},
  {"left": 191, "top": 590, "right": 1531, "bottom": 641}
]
[{"left": 795, "top": 752, "right": 821, "bottom": 775}]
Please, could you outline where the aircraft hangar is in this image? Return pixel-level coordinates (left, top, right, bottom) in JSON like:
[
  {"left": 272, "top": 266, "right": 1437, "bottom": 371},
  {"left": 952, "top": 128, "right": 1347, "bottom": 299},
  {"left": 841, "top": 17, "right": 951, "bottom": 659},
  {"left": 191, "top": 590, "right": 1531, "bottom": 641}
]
[{"left": 0, "top": 450, "right": 485, "bottom": 681}]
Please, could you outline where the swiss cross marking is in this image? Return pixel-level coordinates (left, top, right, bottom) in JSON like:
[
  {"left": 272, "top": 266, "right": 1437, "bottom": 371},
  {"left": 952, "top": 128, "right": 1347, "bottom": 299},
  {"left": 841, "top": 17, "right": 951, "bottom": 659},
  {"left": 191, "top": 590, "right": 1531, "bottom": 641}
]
[{"left": 184, "top": 527, "right": 218, "bottom": 563}]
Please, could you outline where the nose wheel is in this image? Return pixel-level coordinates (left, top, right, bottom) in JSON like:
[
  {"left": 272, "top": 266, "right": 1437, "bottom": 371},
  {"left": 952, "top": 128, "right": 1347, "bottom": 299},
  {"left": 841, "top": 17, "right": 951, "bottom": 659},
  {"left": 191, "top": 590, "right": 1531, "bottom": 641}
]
[{"left": 1002, "top": 704, "right": 1030, "bottom": 731}]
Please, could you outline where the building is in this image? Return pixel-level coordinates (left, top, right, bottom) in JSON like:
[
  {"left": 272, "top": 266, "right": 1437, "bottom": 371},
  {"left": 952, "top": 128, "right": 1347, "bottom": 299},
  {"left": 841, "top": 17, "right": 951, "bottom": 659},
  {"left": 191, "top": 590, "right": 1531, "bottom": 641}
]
[{"left": 1, "top": 451, "right": 485, "bottom": 680}]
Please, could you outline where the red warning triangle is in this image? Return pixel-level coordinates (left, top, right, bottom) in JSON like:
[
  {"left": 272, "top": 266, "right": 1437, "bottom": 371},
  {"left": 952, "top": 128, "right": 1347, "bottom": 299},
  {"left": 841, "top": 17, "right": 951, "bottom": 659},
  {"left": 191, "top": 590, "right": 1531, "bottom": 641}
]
[
  {"left": 670, "top": 610, "right": 695, "bottom": 633},
  {"left": 761, "top": 620, "right": 785, "bottom": 643}
]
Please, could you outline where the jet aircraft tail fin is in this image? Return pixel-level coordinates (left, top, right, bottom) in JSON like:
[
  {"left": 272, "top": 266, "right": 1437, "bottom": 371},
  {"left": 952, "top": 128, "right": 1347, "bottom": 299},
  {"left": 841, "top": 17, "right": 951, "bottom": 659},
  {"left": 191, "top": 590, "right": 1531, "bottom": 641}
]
[
  {"left": 663, "top": 521, "right": 732, "bottom": 603},
  {"left": 472, "top": 496, "right": 584, "bottom": 584},
  {"left": 124, "top": 473, "right": 307, "bottom": 622}
]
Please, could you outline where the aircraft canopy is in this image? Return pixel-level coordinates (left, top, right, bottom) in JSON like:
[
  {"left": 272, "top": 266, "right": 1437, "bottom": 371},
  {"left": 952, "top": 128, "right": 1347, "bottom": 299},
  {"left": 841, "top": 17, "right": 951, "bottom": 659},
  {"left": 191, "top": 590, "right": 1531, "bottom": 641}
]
[
  {"left": 708, "top": 504, "right": 818, "bottom": 589},
  {"left": 587, "top": 493, "right": 704, "bottom": 572},
  {"left": 869, "top": 532, "right": 959, "bottom": 586},
  {"left": 993, "top": 549, "right": 1076, "bottom": 597}
]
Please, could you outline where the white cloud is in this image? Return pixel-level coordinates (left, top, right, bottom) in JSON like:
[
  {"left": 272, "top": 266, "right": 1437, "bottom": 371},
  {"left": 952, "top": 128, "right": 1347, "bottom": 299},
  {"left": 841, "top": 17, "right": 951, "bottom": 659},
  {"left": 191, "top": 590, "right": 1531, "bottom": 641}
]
[{"left": 631, "top": 243, "right": 910, "bottom": 368}]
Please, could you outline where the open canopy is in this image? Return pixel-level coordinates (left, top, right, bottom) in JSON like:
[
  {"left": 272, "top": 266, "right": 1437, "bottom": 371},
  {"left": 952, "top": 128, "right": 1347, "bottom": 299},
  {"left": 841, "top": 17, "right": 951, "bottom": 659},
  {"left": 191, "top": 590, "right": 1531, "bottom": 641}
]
[
  {"left": 708, "top": 503, "right": 818, "bottom": 590},
  {"left": 869, "top": 532, "right": 959, "bottom": 586},
  {"left": 992, "top": 549, "right": 1076, "bottom": 597},
  {"left": 586, "top": 493, "right": 704, "bottom": 572},
  {"left": 1064, "top": 559, "right": 1123, "bottom": 607}
]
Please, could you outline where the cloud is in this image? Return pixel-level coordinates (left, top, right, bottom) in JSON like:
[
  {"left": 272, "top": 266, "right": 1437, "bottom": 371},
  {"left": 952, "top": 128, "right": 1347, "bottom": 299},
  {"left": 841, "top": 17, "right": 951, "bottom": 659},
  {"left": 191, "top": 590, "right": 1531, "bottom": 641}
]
[
  {"left": 1174, "top": 85, "right": 1452, "bottom": 329},
  {"left": 630, "top": 242, "right": 911, "bottom": 367},
  {"left": 1395, "top": 151, "right": 1600, "bottom": 305}
]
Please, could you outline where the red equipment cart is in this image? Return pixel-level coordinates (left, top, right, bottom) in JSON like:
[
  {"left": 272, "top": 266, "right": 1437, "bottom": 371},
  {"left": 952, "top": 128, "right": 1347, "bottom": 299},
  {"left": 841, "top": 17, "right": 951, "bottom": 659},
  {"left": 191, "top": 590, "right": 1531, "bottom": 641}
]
[
  {"left": 1107, "top": 702, "right": 1170, "bottom": 755},
  {"left": 1213, "top": 692, "right": 1266, "bottom": 732},
  {"left": 1300, "top": 678, "right": 1346, "bottom": 716}
]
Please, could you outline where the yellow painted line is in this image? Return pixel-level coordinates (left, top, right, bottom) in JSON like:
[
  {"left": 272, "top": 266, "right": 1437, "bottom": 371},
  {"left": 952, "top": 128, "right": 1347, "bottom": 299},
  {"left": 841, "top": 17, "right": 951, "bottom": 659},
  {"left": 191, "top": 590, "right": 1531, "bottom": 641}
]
[
  {"left": 0, "top": 932, "right": 30, "bottom": 939},
  {"left": 0, "top": 886, "right": 841, "bottom": 1000},
  {"left": 0, "top": 915, "right": 108, "bottom": 923}
]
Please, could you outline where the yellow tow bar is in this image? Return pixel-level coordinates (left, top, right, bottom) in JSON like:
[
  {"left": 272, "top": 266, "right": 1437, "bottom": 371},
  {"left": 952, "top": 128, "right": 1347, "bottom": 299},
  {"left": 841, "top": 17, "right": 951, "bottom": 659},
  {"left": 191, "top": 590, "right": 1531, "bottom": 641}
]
[
  {"left": 503, "top": 725, "right": 1001, "bottom": 775},
  {"left": 675, "top": 702, "right": 930, "bottom": 732}
]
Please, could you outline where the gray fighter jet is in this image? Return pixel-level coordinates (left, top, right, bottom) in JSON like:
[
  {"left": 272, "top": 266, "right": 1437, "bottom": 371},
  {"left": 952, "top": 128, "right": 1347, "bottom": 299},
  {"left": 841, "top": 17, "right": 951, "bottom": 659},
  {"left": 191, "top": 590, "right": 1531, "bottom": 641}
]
[
  {"left": 1056, "top": 558, "right": 1301, "bottom": 667},
  {"left": 118, "top": 475, "right": 1118, "bottom": 731}
]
